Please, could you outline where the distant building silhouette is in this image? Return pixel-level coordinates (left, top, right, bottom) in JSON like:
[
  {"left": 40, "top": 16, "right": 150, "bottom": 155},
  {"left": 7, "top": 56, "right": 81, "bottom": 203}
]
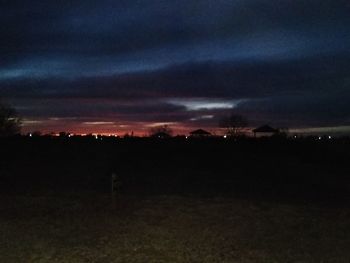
[
  {"left": 252, "top": 125, "right": 279, "bottom": 137},
  {"left": 189, "top": 129, "right": 212, "bottom": 137}
]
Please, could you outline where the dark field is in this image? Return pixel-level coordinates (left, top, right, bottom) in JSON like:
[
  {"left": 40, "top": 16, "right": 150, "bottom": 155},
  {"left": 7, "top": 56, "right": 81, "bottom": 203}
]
[{"left": 1, "top": 137, "right": 350, "bottom": 262}]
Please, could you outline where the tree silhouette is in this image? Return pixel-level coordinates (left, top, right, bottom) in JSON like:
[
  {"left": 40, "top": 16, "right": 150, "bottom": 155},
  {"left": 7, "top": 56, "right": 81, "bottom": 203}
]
[
  {"left": 149, "top": 125, "right": 173, "bottom": 138},
  {"left": 219, "top": 114, "right": 248, "bottom": 136},
  {"left": 0, "top": 102, "right": 21, "bottom": 137}
]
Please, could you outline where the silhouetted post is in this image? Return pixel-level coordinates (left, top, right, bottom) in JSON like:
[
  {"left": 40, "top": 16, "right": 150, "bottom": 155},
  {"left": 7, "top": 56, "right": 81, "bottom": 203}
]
[
  {"left": 111, "top": 173, "right": 120, "bottom": 207},
  {"left": 111, "top": 173, "right": 119, "bottom": 195}
]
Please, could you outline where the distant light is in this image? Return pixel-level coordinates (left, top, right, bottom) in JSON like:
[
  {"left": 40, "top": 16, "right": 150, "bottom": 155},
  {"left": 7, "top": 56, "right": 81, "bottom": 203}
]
[
  {"left": 185, "top": 136, "right": 188, "bottom": 139},
  {"left": 95, "top": 135, "right": 98, "bottom": 139},
  {"left": 29, "top": 133, "right": 32, "bottom": 137},
  {"left": 328, "top": 136, "right": 332, "bottom": 139},
  {"left": 223, "top": 135, "right": 227, "bottom": 139},
  {"left": 318, "top": 136, "right": 322, "bottom": 140}
]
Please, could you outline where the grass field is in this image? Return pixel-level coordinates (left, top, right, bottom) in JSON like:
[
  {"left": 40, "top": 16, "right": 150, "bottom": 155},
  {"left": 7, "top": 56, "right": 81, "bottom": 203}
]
[
  {"left": 1, "top": 193, "right": 350, "bottom": 262},
  {"left": 1, "top": 138, "right": 350, "bottom": 262}
]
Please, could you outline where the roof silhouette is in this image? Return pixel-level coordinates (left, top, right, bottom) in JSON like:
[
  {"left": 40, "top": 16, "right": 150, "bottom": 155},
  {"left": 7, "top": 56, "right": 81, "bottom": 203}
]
[
  {"left": 252, "top": 125, "right": 278, "bottom": 133},
  {"left": 189, "top": 129, "right": 212, "bottom": 135}
]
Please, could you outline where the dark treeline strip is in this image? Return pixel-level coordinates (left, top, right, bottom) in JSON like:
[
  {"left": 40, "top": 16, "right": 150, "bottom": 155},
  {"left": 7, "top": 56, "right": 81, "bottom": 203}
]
[{"left": 1, "top": 137, "right": 350, "bottom": 204}]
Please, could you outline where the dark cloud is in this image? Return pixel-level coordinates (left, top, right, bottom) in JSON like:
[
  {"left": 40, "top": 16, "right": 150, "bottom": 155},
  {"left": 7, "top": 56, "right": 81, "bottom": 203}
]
[
  {"left": 1, "top": 1, "right": 350, "bottom": 132},
  {"left": 3, "top": 54, "right": 350, "bottom": 129},
  {"left": 238, "top": 91, "right": 350, "bottom": 127},
  {"left": 2, "top": 54, "right": 349, "bottom": 99},
  {"left": 1, "top": 0, "right": 349, "bottom": 70},
  {"left": 9, "top": 98, "right": 187, "bottom": 120}
]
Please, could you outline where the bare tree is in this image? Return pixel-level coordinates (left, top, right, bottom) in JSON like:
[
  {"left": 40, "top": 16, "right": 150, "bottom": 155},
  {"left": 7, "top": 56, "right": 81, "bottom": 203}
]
[
  {"left": 0, "top": 102, "right": 21, "bottom": 137},
  {"left": 219, "top": 113, "right": 248, "bottom": 136},
  {"left": 149, "top": 125, "right": 173, "bottom": 138}
]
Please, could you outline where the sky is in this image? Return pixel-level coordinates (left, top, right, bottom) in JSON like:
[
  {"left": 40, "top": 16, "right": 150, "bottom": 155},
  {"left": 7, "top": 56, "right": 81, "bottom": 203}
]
[{"left": 1, "top": 0, "right": 350, "bottom": 135}]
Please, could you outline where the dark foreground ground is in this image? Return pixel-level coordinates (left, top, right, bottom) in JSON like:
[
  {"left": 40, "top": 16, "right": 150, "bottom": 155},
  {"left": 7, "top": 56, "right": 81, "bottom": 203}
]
[{"left": 1, "top": 137, "right": 350, "bottom": 262}]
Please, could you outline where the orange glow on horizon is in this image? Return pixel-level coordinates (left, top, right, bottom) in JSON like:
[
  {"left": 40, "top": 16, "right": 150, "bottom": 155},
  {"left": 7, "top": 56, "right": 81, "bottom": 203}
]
[{"left": 21, "top": 122, "right": 227, "bottom": 137}]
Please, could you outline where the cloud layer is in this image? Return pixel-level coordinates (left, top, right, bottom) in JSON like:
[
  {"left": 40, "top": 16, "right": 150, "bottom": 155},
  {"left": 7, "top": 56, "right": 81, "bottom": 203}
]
[{"left": 1, "top": 0, "right": 350, "bottom": 133}]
